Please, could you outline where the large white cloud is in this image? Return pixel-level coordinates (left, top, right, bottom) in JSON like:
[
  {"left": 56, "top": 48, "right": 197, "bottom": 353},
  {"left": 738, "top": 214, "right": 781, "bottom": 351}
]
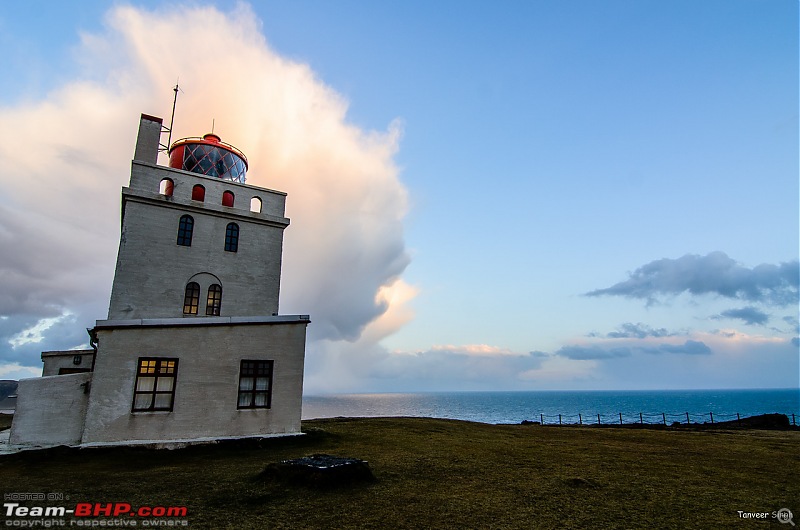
[{"left": 0, "top": 4, "right": 414, "bottom": 381}]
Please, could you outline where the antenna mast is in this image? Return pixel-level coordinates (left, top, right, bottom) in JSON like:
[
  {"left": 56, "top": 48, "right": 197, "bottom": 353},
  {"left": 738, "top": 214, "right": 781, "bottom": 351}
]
[
  {"left": 167, "top": 83, "right": 180, "bottom": 149},
  {"left": 158, "top": 82, "right": 182, "bottom": 153}
]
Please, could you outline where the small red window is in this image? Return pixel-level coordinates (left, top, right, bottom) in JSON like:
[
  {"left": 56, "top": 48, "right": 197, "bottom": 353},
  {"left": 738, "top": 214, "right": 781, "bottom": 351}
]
[
  {"left": 191, "top": 185, "right": 205, "bottom": 202},
  {"left": 222, "top": 191, "right": 235, "bottom": 207}
]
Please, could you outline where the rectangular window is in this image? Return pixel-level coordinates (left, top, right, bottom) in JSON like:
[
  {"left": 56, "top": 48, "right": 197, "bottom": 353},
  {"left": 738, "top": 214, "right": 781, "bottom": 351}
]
[
  {"left": 237, "top": 360, "right": 273, "bottom": 409},
  {"left": 132, "top": 357, "right": 179, "bottom": 412}
]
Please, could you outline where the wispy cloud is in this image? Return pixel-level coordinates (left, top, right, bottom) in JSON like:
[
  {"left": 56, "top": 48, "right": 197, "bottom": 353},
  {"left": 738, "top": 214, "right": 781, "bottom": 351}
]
[
  {"left": 593, "top": 322, "right": 679, "bottom": 339},
  {"left": 427, "top": 344, "right": 526, "bottom": 357},
  {"left": 8, "top": 312, "right": 73, "bottom": 348},
  {"left": 554, "top": 345, "right": 633, "bottom": 360},
  {"left": 711, "top": 307, "right": 770, "bottom": 326},
  {"left": 638, "top": 340, "right": 711, "bottom": 355},
  {"left": 585, "top": 252, "right": 799, "bottom": 307},
  {"left": 0, "top": 363, "right": 42, "bottom": 380},
  {"left": 782, "top": 316, "right": 799, "bottom": 334}
]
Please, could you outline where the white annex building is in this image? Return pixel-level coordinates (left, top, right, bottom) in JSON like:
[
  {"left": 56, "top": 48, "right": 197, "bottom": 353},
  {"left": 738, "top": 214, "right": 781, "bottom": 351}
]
[{"left": 10, "top": 114, "right": 309, "bottom": 448}]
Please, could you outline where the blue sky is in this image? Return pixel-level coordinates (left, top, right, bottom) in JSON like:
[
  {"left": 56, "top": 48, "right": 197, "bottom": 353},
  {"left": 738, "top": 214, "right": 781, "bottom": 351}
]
[{"left": 0, "top": 1, "right": 797, "bottom": 392}]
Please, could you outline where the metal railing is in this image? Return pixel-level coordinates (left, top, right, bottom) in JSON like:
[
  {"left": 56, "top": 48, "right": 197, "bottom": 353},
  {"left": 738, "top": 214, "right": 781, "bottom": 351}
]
[{"left": 530, "top": 411, "right": 798, "bottom": 426}]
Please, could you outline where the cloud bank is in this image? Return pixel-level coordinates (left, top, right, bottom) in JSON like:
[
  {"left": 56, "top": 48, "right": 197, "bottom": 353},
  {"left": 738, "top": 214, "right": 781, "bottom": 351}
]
[
  {"left": 0, "top": 4, "right": 413, "bottom": 376},
  {"left": 586, "top": 252, "right": 799, "bottom": 307},
  {"left": 553, "top": 339, "right": 711, "bottom": 360},
  {"left": 305, "top": 342, "right": 600, "bottom": 392}
]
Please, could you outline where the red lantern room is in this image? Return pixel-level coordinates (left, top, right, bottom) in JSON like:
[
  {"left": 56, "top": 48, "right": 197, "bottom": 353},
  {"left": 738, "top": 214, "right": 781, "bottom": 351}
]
[{"left": 168, "top": 133, "right": 248, "bottom": 183}]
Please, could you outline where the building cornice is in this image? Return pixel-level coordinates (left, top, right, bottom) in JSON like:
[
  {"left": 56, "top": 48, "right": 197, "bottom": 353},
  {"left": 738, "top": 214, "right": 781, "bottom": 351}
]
[{"left": 94, "top": 315, "right": 311, "bottom": 330}]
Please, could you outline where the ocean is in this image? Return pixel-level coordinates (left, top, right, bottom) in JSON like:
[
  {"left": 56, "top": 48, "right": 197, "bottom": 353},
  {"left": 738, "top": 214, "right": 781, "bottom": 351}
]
[{"left": 302, "top": 388, "right": 800, "bottom": 425}]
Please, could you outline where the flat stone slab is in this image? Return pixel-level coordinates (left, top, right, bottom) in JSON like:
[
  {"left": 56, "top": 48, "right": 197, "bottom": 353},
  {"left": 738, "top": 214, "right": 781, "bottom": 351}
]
[{"left": 260, "top": 454, "right": 375, "bottom": 487}]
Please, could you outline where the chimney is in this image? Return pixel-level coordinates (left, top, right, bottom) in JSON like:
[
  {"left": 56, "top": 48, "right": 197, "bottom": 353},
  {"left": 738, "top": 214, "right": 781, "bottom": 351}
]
[{"left": 133, "top": 114, "right": 163, "bottom": 164}]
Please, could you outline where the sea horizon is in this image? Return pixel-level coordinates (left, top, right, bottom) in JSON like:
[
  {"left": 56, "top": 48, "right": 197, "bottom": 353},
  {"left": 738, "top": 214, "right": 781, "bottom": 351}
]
[
  {"left": 304, "top": 386, "right": 799, "bottom": 396},
  {"left": 302, "top": 388, "right": 800, "bottom": 425}
]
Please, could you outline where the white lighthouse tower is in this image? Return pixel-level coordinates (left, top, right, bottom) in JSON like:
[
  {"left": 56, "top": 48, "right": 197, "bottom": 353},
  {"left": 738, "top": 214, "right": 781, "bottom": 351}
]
[{"left": 10, "top": 114, "right": 309, "bottom": 447}]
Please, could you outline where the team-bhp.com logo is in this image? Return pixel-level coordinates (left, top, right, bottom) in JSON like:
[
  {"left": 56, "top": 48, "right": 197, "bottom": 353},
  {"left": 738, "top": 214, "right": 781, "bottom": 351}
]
[{"left": 4, "top": 502, "right": 188, "bottom": 527}]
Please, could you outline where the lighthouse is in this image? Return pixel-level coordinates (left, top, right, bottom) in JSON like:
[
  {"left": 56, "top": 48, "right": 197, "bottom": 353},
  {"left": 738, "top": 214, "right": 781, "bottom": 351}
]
[{"left": 10, "top": 114, "right": 309, "bottom": 447}]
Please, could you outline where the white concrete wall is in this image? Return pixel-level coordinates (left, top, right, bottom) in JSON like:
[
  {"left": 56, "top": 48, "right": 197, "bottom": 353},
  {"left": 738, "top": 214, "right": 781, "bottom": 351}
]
[
  {"left": 9, "top": 373, "right": 91, "bottom": 447},
  {"left": 41, "top": 350, "right": 95, "bottom": 376},
  {"left": 81, "top": 318, "right": 307, "bottom": 445},
  {"left": 107, "top": 162, "right": 290, "bottom": 320}
]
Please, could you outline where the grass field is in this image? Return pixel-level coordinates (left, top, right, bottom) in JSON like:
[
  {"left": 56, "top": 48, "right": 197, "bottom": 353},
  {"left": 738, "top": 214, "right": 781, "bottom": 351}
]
[{"left": 2, "top": 417, "right": 798, "bottom": 529}]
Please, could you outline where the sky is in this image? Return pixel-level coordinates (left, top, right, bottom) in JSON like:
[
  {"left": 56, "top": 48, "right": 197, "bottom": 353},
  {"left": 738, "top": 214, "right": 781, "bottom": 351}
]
[{"left": 0, "top": 1, "right": 797, "bottom": 393}]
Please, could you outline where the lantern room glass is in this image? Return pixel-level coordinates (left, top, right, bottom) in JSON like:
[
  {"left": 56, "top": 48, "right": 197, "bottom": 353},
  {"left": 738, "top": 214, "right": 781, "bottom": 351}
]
[{"left": 182, "top": 143, "right": 247, "bottom": 182}]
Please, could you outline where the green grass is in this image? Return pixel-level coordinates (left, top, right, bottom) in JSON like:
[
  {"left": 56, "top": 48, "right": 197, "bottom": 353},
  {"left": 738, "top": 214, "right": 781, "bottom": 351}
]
[{"left": 2, "top": 417, "right": 798, "bottom": 529}]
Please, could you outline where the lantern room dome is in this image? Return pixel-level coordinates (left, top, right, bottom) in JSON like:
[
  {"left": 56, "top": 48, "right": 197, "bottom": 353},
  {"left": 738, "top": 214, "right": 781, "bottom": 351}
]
[{"left": 168, "top": 133, "right": 248, "bottom": 183}]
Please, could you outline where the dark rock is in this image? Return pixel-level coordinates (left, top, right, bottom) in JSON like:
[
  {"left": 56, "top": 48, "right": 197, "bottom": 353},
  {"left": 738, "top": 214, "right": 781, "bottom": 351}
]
[
  {"left": 565, "top": 477, "right": 601, "bottom": 488},
  {"left": 714, "top": 413, "right": 792, "bottom": 429},
  {"left": 259, "top": 454, "right": 376, "bottom": 488}
]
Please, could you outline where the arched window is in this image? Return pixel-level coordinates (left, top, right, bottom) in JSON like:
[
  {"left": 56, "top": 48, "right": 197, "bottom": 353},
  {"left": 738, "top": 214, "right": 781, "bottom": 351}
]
[
  {"left": 250, "top": 196, "right": 262, "bottom": 213},
  {"left": 159, "top": 178, "right": 174, "bottom": 197},
  {"left": 176, "top": 215, "right": 193, "bottom": 246},
  {"left": 206, "top": 284, "right": 222, "bottom": 316},
  {"left": 224, "top": 223, "right": 239, "bottom": 252},
  {"left": 191, "top": 184, "right": 205, "bottom": 202},
  {"left": 183, "top": 282, "right": 200, "bottom": 315},
  {"left": 222, "top": 190, "right": 235, "bottom": 207}
]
